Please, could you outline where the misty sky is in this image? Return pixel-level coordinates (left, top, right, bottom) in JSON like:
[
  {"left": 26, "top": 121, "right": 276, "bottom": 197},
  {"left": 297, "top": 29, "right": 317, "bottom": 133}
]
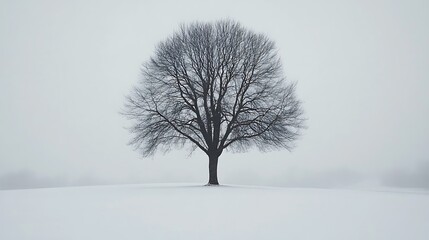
[{"left": 1, "top": 0, "right": 428, "bottom": 189}]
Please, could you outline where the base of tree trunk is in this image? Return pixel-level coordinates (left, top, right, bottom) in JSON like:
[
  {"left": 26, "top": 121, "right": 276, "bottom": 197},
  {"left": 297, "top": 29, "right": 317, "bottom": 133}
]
[{"left": 204, "top": 183, "right": 220, "bottom": 186}]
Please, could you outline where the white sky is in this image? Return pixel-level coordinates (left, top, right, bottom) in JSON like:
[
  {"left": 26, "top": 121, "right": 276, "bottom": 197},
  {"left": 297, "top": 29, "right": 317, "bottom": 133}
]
[{"left": 1, "top": 0, "right": 428, "bottom": 189}]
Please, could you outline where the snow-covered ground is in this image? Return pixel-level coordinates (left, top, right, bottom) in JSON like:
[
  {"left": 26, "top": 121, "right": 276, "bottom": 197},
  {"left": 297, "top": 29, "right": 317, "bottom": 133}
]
[{"left": 1, "top": 184, "right": 428, "bottom": 240}]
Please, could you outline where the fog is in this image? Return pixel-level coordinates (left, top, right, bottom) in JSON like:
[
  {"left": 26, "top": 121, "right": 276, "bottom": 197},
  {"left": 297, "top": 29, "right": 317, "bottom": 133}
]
[{"left": 1, "top": 0, "right": 428, "bottom": 189}]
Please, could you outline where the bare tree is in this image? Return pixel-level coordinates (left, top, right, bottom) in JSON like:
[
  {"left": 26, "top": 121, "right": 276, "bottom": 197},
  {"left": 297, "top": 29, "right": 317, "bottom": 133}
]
[{"left": 124, "top": 20, "right": 304, "bottom": 185}]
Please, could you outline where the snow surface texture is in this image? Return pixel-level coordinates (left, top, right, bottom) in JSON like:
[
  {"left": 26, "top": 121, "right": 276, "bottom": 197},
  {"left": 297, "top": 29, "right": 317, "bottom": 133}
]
[{"left": 1, "top": 184, "right": 428, "bottom": 240}]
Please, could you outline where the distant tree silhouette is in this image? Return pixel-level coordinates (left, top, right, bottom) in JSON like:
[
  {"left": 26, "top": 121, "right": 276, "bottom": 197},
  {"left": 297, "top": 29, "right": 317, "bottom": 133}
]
[{"left": 124, "top": 20, "right": 305, "bottom": 185}]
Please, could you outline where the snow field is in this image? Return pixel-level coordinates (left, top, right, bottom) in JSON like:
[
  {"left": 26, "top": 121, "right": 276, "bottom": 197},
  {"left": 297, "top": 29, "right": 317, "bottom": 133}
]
[{"left": 1, "top": 184, "right": 428, "bottom": 240}]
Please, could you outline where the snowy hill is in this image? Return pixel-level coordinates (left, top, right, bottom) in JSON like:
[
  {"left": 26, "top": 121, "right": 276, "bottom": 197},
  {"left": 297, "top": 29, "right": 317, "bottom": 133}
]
[{"left": 1, "top": 184, "right": 428, "bottom": 240}]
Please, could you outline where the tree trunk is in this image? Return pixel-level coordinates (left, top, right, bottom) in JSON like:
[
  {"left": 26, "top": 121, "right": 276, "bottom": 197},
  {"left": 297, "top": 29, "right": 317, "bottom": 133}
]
[{"left": 208, "top": 154, "right": 219, "bottom": 185}]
